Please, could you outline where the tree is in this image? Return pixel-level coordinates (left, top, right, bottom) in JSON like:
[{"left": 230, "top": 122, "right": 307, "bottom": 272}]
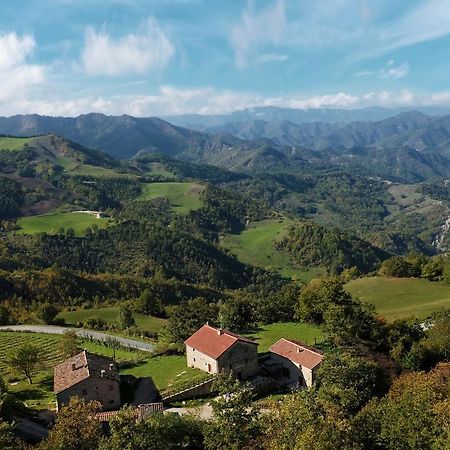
[
  {"left": 40, "top": 398, "right": 102, "bottom": 450},
  {"left": 264, "top": 392, "right": 355, "bottom": 450},
  {"left": 204, "top": 372, "right": 260, "bottom": 450},
  {"left": 316, "top": 353, "right": 389, "bottom": 416},
  {"left": 134, "top": 289, "right": 165, "bottom": 317},
  {"left": 165, "top": 297, "right": 218, "bottom": 343},
  {"left": 218, "top": 297, "right": 253, "bottom": 332},
  {"left": 118, "top": 305, "right": 136, "bottom": 330},
  {"left": 7, "top": 343, "right": 40, "bottom": 384},
  {"left": 59, "top": 330, "right": 80, "bottom": 358},
  {"left": 38, "top": 303, "right": 59, "bottom": 324},
  {"left": 103, "top": 407, "right": 204, "bottom": 450},
  {"left": 356, "top": 363, "right": 450, "bottom": 450},
  {"left": 379, "top": 256, "right": 418, "bottom": 278},
  {"left": 0, "top": 305, "right": 11, "bottom": 325},
  {"left": 66, "top": 227, "right": 75, "bottom": 237}
]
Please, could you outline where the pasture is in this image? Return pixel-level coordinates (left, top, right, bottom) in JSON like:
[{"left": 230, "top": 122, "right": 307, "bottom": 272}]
[
  {"left": 247, "top": 322, "right": 324, "bottom": 353},
  {"left": 346, "top": 276, "right": 450, "bottom": 320},
  {"left": 221, "top": 219, "right": 324, "bottom": 282},
  {"left": 58, "top": 307, "right": 167, "bottom": 333},
  {"left": 16, "top": 212, "right": 110, "bottom": 236},
  {"left": 0, "top": 136, "right": 32, "bottom": 151},
  {"left": 139, "top": 182, "right": 204, "bottom": 214}
]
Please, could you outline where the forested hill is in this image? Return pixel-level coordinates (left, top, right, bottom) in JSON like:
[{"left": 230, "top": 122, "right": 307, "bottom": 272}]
[{"left": 2, "top": 111, "right": 450, "bottom": 182}]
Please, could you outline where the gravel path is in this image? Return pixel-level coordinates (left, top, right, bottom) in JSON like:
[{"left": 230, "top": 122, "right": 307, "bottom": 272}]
[{"left": 0, "top": 325, "right": 155, "bottom": 352}]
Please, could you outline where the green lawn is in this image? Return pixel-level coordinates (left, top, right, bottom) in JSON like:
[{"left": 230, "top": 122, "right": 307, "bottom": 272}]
[
  {"left": 0, "top": 331, "right": 204, "bottom": 408},
  {"left": 247, "top": 322, "right": 324, "bottom": 353},
  {"left": 346, "top": 277, "right": 450, "bottom": 321},
  {"left": 58, "top": 308, "right": 167, "bottom": 333},
  {"left": 139, "top": 182, "right": 204, "bottom": 214},
  {"left": 221, "top": 219, "right": 324, "bottom": 282},
  {"left": 0, "top": 136, "right": 31, "bottom": 151},
  {"left": 120, "top": 355, "right": 209, "bottom": 394},
  {"left": 16, "top": 212, "right": 111, "bottom": 236}
]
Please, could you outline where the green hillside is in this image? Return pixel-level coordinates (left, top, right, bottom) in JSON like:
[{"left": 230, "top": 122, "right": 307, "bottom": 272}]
[
  {"left": 0, "top": 136, "right": 32, "bottom": 151},
  {"left": 17, "top": 212, "right": 111, "bottom": 236},
  {"left": 346, "top": 276, "right": 450, "bottom": 320},
  {"left": 220, "top": 219, "right": 323, "bottom": 281},
  {"left": 58, "top": 307, "right": 167, "bottom": 332},
  {"left": 139, "top": 182, "right": 204, "bottom": 214}
]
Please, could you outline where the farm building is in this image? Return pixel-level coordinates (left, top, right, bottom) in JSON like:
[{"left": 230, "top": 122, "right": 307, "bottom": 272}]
[
  {"left": 268, "top": 339, "right": 323, "bottom": 388},
  {"left": 185, "top": 324, "right": 258, "bottom": 380},
  {"left": 54, "top": 351, "right": 121, "bottom": 411}
]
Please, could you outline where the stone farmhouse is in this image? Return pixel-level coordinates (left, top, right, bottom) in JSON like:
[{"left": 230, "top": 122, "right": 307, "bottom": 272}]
[
  {"left": 268, "top": 338, "right": 324, "bottom": 388},
  {"left": 54, "top": 351, "right": 121, "bottom": 411},
  {"left": 185, "top": 324, "right": 258, "bottom": 380}
]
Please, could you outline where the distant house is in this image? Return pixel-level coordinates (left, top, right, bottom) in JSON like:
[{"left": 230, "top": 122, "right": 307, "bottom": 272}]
[
  {"left": 54, "top": 351, "right": 121, "bottom": 411},
  {"left": 269, "top": 339, "right": 324, "bottom": 388},
  {"left": 185, "top": 324, "right": 258, "bottom": 380}
]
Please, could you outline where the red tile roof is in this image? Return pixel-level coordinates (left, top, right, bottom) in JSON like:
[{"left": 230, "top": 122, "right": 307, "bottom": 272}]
[
  {"left": 269, "top": 339, "right": 324, "bottom": 370},
  {"left": 184, "top": 324, "right": 257, "bottom": 359},
  {"left": 54, "top": 351, "right": 120, "bottom": 394}
]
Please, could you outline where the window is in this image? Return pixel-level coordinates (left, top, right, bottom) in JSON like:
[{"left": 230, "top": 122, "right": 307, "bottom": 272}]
[{"left": 193, "top": 357, "right": 196, "bottom": 362}]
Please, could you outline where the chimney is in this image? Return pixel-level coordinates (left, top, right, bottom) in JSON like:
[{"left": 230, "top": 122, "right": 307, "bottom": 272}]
[
  {"left": 217, "top": 328, "right": 223, "bottom": 335},
  {"left": 72, "top": 363, "right": 76, "bottom": 371},
  {"left": 297, "top": 347, "right": 304, "bottom": 353},
  {"left": 100, "top": 369, "right": 105, "bottom": 377},
  {"left": 109, "top": 363, "right": 114, "bottom": 371}
]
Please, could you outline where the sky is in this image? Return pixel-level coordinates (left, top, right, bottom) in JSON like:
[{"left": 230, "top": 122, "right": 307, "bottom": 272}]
[{"left": 2, "top": 0, "right": 450, "bottom": 116}]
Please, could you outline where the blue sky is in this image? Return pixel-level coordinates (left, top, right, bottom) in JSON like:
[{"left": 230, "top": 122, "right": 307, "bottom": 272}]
[{"left": 2, "top": 0, "right": 450, "bottom": 116}]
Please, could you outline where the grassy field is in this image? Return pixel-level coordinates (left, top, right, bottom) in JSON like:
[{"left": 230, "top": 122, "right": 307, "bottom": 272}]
[
  {"left": 144, "top": 162, "right": 175, "bottom": 178},
  {"left": 247, "top": 322, "right": 324, "bottom": 353},
  {"left": 221, "top": 219, "right": 324, "bottom": 282},
  {"left": 0, "top": 136, "right": 31, "bottom": 151},
  {"left": 0, "top": 331, "right": 204, "bottom": 409},
  {"left": 58, "top": 308, "right": 167, "bottom": 333},
  {"left": 139, "top": 182, "right": 204, "bottom": 214},
  {"left": 17, "top": 212, "right": 111, "bottom": 236},
  {"left": 346, "top": 277, "right": 450, "bottom": 321}
]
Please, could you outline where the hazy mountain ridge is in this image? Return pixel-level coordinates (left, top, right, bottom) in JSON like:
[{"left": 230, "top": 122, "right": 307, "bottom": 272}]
[{"left": 1, "top": 111, "right": 450, "bottom": 182}]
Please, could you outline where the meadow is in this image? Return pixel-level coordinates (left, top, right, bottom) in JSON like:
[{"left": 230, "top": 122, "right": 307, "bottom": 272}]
[
  {"left": 220, "top": 219, "right": 324, "bottom": 282},
  {"left": 139, "top": 182, "right": 204, "bottom": 214},
  {"left": 0, "top": 330, "right": 205, "bottom": 409},
  {"left": 0, "top": 136, "right": 32, "bottom": 151},
  {"left": 346, "top": 276, "right": 450, "bottom": 320},
  {"left": 16, "top": 212, "right": 110, "bottom": 236},
  {"left": 58, "top": 307, "right": 167, "bottom": 333},
  {"left": 247, "top": 322, "right": 324, "bottom": 353}
]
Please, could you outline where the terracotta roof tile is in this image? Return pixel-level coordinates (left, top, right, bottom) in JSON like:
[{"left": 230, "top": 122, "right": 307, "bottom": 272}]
[
  {"left": 269, "top": 338, "right": 324, "bottom": 370},
  {"left": 54, "top": 351, "right": 120, "bottom": 394},
  {"left": 184, "top": 324, "right": 257, "bottom": 359}
]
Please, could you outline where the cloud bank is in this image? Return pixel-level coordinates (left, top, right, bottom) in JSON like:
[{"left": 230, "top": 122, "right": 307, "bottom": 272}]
[{"left": 82, "top": 18, "right": 174, "bottom": 76}]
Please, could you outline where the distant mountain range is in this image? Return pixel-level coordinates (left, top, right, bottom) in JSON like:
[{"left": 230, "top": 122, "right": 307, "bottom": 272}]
[
  {"left": 164, "top": 105, "right": 450, "bottom": 129},
  {"left": 1, "top": 109, "right": 450, "bottom": 182}
]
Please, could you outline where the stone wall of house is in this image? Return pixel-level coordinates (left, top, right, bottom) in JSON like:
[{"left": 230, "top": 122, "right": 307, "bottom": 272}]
[
  {"left": 186, "top": 345, "right": 219, "bottom": 374},
  {"left": 217, "top": 341, "right": 258, "bottom": 380},
  {"left": 268, "top": 353, "right": 315, "bottom": 388},
  {"left": 56, "top": 376, "right": 121, "bottom": 411}
]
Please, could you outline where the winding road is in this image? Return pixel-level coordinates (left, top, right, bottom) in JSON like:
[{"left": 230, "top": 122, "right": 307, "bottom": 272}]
[{"left": 0, "top": 325, "right": 155, "bottom": 352}]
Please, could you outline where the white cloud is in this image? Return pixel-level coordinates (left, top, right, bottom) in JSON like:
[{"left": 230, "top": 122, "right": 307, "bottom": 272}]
[
  {"left": 81, "top": 17, "right": 175, "bottom": 76},
  {"left": 8, "top": 86, "right": 450, "bottom": 118},
  {"left": 231, "top": 0, "right": 286, "bottom": 68},
  {"left": 0, "top": 33, "right": 45, "bottom": 102},
  {"left": 355, "top": 60, "right": 409, "bottom": 80}
]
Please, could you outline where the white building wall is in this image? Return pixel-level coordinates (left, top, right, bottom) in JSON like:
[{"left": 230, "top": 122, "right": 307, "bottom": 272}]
[{"left": 186, "top": 345, "right": 219, "bottom": 374}]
